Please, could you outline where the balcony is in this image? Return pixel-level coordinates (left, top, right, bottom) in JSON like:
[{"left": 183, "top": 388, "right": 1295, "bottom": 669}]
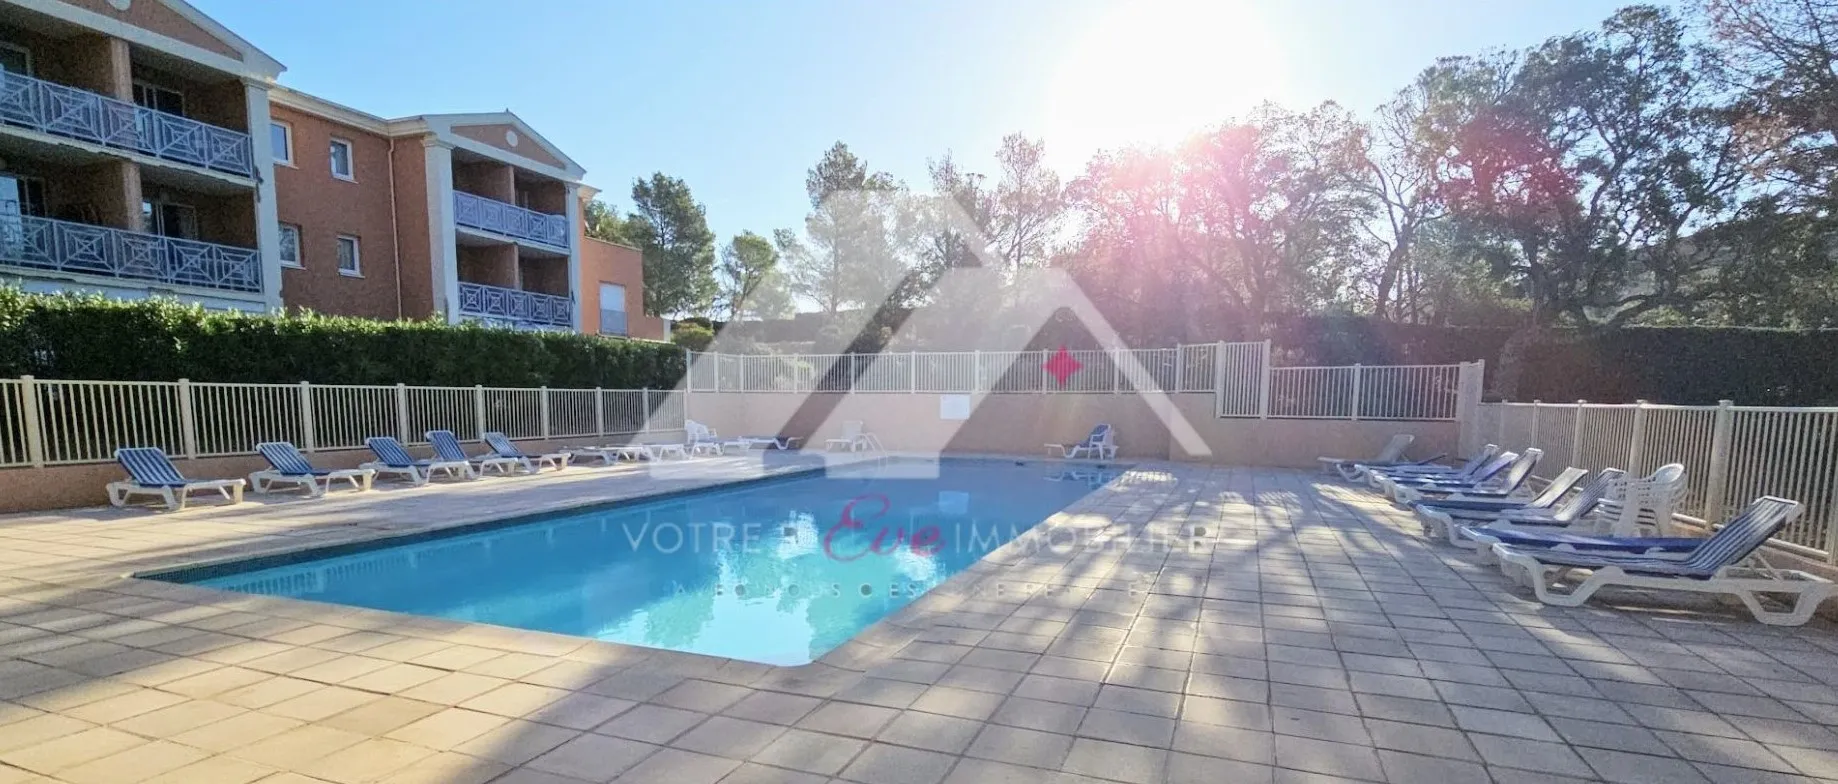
[
  {"left": 453, "top": 191, "right": 570, "bottom": 250},
  {"left": 0, "top": 71, "right": 254, "bottom": 178},
  {"left": 0, "top": 204, "right": 261, "bottom": 293},
  {"left": 457, "top": 281, "right": 573, "bottom": 330}
]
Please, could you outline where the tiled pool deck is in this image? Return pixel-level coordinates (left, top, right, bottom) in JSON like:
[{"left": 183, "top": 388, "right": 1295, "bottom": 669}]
[{"left": 3, "top": 457, "right": 1838, "bottom": 783}]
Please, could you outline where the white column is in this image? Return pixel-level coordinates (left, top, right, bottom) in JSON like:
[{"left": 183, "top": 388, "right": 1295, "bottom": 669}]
[
  {"left": 244, "top": 80, "right": 283, "bottom": 312},
  {"left": 423, "top": 139, "right": 461, "bottom": 323},
  {"left": 564, "top": 182, "right": 585, "bottom": 333}
]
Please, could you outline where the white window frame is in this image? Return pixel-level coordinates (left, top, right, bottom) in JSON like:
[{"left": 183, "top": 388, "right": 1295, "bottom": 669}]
[
  {"left": 278, "top": 223, "right": 302, "bottom": 268},
  {"left": 131, "top": 79, "right": 185, "bottom": 116},
  {"left": 270, "top": 121, "right": 294, "bottom": 167},
  {"left": 328, "top": 138, "right": 355, "bottom": 181},
  {"left": 336, "top": 234, "right": 361, "bottom": 277}
]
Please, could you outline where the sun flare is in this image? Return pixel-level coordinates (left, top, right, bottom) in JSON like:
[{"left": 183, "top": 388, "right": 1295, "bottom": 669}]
[{"left": 1045, "top": 0, "right": 1283, "bottom": 164}]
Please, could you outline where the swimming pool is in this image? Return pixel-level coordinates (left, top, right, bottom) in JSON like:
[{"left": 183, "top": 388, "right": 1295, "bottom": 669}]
[{"left": 158, "top": 458, "right": 1121, "bottom": 665}]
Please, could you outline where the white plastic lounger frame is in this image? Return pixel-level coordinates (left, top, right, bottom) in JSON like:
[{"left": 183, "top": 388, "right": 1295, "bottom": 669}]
[
  {"left": 1458, "top": 464, "right": 1686, "bottom": 563},
  {"left": 1366, "top": 444, "right": 1498, "bottom": 488},
  {"left": 361, "top": 436, "right": 477, "bottom": 485},
  {"left": 824, "top": 421, "right": 883, "bottom": 452},
  {"left": 481, "top": 432, "right": 571, "bottom": 472},
  {"left": 107, "top": 447, "right": 245, "bottom": 511},
  {"left": 1391, "top": 449, "right": 1541, "bottom": 506},
  {"left": 427, "top": 430, "right": 524, "bottom": 476},
  {"left": 685, "top": 420, "right": 750, "bottom": 456},
  {"left": 1492, "top": 496, "right": 1833, "bottom": 626},
  {"left": 1047, "top": 424, "right": 1117, "bottom": 460},
  {"left": 1318, "top": 433, "right": 1414, "bottom": 476},
  {"left": 250, "top": 442, "right": 374, "bottom": 497},
  {"left": 1414, "top": 466, "right": 1589, "bottom": 543}
]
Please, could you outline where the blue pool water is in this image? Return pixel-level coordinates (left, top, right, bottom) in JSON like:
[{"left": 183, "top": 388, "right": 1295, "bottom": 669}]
[{"left": 163, "top": 459, "right": 1119, "bottom": 665}]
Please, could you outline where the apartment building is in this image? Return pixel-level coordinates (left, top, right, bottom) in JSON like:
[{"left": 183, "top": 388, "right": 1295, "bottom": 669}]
[{"left": 0, "top": 0, "right": 659, "bottom": 338}]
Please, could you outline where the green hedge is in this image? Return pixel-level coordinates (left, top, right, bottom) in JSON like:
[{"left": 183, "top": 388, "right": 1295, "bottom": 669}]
[{"left": 0, "top": 290, "right": 686, "bottom": 388}]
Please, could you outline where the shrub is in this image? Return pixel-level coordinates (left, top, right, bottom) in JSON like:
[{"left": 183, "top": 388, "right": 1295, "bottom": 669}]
[
  {"left": 670, "top": 322, "right": 715, "bottom": 351},
  {"left": 0, "top": 290, "right": 685, "bottom": 388}
]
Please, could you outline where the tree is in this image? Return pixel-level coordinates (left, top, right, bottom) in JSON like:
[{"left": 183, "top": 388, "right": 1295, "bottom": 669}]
[
  {"left": 623, "top": 174, "right": 717, "bottom": 317},
  {"left": 783, "top": 143, "right": 911, "bottom": 314},
  {"left": 1701, "top": 0, "right": 1838, "bottom": 208},
  {"left": 990, "top": 134, "right": 1067, "bottom": 279},
  {"left": 582, "top": 198, "right": 637, "bottom": 245},
  {"left": 1360, "top": 79, "right": 1449, "bottom": 321},
  {"left": 717, "top": 231, "right": 792, "bottom": 320}
]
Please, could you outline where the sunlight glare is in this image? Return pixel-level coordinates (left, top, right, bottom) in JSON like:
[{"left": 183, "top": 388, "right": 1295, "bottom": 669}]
[{"left": 1045, "top": 0, "right": 1282, "bottom": 167}]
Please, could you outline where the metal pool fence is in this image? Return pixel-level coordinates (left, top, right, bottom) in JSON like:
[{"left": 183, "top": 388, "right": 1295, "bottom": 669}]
[
  {"left": 0, "top": 377, "right": 683, "bottom": 468},
  {"left": 1470, "top": 400, "right": 1838, "bottom": 560}
]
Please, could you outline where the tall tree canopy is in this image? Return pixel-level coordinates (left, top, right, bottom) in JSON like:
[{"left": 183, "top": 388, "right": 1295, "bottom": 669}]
[
  {"left": 717, "top": 231, "right": 792, "bottom": 321},
  {"left": 622, "top": 174, "right": 717, "bottom": 317}
]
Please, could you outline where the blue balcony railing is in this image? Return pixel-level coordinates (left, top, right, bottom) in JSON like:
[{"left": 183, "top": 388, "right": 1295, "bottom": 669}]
[
  {"left": 457, "top": 281, "right": 573, "bottom": 329},
  {"left": 0, "top": 71, "right": 254, "bottom": 177},
  {"left": 452, "top": 191, "right": 570, "bottom": 249},
  {"left": 0, "top": 202, "right": 261, "bottom": 293}
]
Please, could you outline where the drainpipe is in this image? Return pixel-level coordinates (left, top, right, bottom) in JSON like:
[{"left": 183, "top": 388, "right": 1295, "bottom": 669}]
[{"left": 387, "top": 136, "right": 404, "bottom": 319}]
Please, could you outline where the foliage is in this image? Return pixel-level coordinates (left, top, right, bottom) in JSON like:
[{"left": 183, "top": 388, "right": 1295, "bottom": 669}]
[
  {"left": 622, "top": 174, "right": 718, "bottom": 317},
  {"left": 582, "top": 198, "right": 638, "bottom": 246},
  {"left": 669, "top": 321, "right": 716, "bottom": 351},
  {"left": 781, "top": 142, "right": 913, "bottom": 314},
  {"left": 717, "top": 231, "right": 792, "bottom": 321},
  {"left": 0, "top": 289, "right": 685, "bottom": 388}
]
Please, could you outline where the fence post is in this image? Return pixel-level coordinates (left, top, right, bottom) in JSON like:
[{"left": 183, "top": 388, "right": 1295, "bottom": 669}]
[
  {"left": 1214, "top": 341, "right": 1229, "bottom": 418},
  {"left": 18, "top": 375, "right": 43, "bottom": 467},
  {"left": 176, "top": 378, "right": 198, "bottom": 459},
  {"left": 1572, "top": 400, "right": 1588, "bottom": 469},
  {"left": 739, "top": 356, "right": 748, "bottom": 392},
  {"left": 1174, "top": 346, "right": 1185, "bottom": 392},
  {"left": 1530, "top": 400, "right": 1541, "bottom": 447},
  {"left": 395, "top": 383, "right": 410, "bottom": 442},
  {"left": 1041, "top": 350, "right": 1049, "bottom": 393},
  {"left": 594, "top": 388, "right": 605, "bottom": 436},
  {"left": 1496, "top": 399, "right": 1507, "bottom": 446},
  {"left": 1349, "top": 364, "right": 1363, "bottom": 421},
  {"left": 298, "top": 382, "right": 316, "bottom": 452},
  {"left": 473, "top": 385, "right": 487, "bottom": 441},
  {"left": 1259, "top": 340, "right": 1273, "bottom": 418},
  {"left": 1113, "top": 353, "right": 1121, "bottom": 393},
  {"left": 910, "top": 351, "right": 917, "bottom": 393},
  {"left": 539, "top": 386, "right": 551, "bottom": 439},
  {"left": 1703, "top": 399, "right": 1734, "bottom": 521},
  {"left": 850, "top": 353, "right": 859, "bottom": 393},
  {"left": 1628, "top": 400, "right": 1649, "bottom": 474},
  {"left": 973, "top": 349, "right": 983, "bottom": 392},
  {"left": 641, "top": 388, "right": 651, "bottom": 433}
]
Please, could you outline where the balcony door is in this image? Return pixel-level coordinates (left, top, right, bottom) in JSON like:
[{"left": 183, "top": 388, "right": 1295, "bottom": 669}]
[
  {"left": 0, "top": 42, "right": 31, "bottom": 76},
  {"left": 141, "top": 199, "right": 198, "bottom": 240}
]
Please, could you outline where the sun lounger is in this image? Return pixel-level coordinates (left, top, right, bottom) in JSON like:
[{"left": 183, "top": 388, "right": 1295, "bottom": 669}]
[
  {"left": 824, "top": 420, "right": 884, "bottom": 452},
  {"left": 1365, "top": 444, "right": 1498, "bottom": 488},
  {"left": 1046, "top": 424, "right": 1117, "bottom": 460},
  {"left": 1318, "top": 433, "right": 1414, "bottom": 476},
  {"left": 1391, "top": 449, "right": 1542, "bottom": 505},
  {"left": 482, "top": 432, "right": 571, "bottom": 472},
  {"left": 250, "top": 442, "right": 374, "bottom": 496},
  {"left": 1421, "top": 468, "right": 1624, "bottom": 546},
  {"left": 427, "top": 430, "right": 525, "bottom": 475},
  {"left": 686, "top": 420, "right": 749, "bottom": 456},
  {"left": 106, "top": 447, "right": 245, "bottom": 511},
  {"left": 1492, "top": 496, "right": 1833, "bottom": 625},
  {"left": 362, "top": 436, "right": 477, "bottom": 484}
]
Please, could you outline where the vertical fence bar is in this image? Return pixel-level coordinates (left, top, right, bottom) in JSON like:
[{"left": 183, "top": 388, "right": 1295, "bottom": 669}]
[
  {"left": 1113, "top": 354, "right": 1121, "bottom": 393},
  {"left": 539, "top": 386, "right": 551, "bottom": 439},
  {"left": 473, "top": 385, "right": 487, "bottom": 441},
  {"left": 641, "top": 388, "right": 651, "bottom": 433},
  {"left": 176, "top": 378, "right": 198, "bottom": 459},
  {"left": 1530, "top": 400, "right": 1541, "bottom": 447},
  {"left": 1174, "top": 345, "right": 1185, "bottom": 393},
  {"left": 1572, "top": 401, "right": 1587, "bottom": 470},
  {"left": 1214, "top": 341, "right": 1229, "bottom": 418},
  {"left": 1628, "top": 400, "right": 1649, "bottom": 475},
  {"left": 594, "top": 388, "right": 605, "bottom": 436},
  {"left": 1259, "top": 340, "right": 1273, "bottom": 419},
  {"left": 19, "top": 375, "right": 43, "bottom": 467},
  {"left": 395, "top": 383, "right": 410, "bottom": 442},
  {"left": 1349, "top": 364, "right": 1362, "bottom": 421},
  {"left": 1703, "top": 399, "right": 1734, "bottom": 521},
  {"left": 910, "top": 351, "right": 918, "bottom": 393},
  {"left": 298, "top": 381, "right": 316, "bottom": 452}
]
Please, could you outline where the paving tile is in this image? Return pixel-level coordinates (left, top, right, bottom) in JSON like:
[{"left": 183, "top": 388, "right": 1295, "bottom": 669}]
[
  {"left": 837, "top": 742, "right": 956, "bottom": 784},
  {"left": 1364, "top": 718, "right": 1479, "bottom": 761},
  {"left": 672, "top": 716, "right": 788, "bottom": 759},
  {"left": 1167, "top": 751, "right": 1275, "bottom": 784},
  {"left": 298, "top": 737, "right": 436, "bottom": 784},
  {"left": 1171, "top": 720, "right": 1275, "bottom": 765},
  {"left": 618, "top": 748, "right": 738, "bottom": 784},
  {"left": 725, "top": 690, "right": 824, "bottom": 723},
  {"left": 1468, "top": 733, "right": 1595, "bottom": 778},
  {"left": 719, "top": 762, "right": 830, "bottom": 784},
  {"left": 1376, "top": 749, "right": 1491, "bottom": 783},
  {"left": 874, "top": 710, "right": 983, "bottom": 754},
  {"left": 526, "top": 733, "right": 658, "bottom": 782},
  {"left": 1077, "top": 706, "right": 1176, "bottom": 747},
  {"left": 319, "top": 695, "right": 445, "bottom": 735},
  {"left": 750, "top": 728, "right": 866, "bottom": 776},
  {"left": 1450, "top": 705, "right": 1559, "bottom": 741},
  {"left": 795, "top": 701, "right": 899, "bottom": 739},
  {"left": 1061, "top": 738, "right": 1167, "bottom": 783},
  {"left": 965, "top": 723, "right": 1074, "bottom": 769},
  {"left": 655, "top": 679, "right": 753, "bottom": 713},
  {"left": 226, "top": 724, "right": 370, "bottom": 769},
  {"left": 384, "top": 707, "right": 509, "bottom": 750},
  {"left": 1270, "top": 734, "right": 1384, "bottom": 781},
  {"left": 591, "top": 703, "right": 708, "bottom": 744},
  {"left": 55, "top": 739, "right": 207, "bottom": 784},
  {"left": 1577, "top": 748, "right": 1711, "bottom": 784},
  {"left": 450, "top": 719, "right": 579, "bottom": 765}
]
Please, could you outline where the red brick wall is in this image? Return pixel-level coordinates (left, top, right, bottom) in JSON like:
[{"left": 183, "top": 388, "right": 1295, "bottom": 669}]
[{"left": 271, "top": 105, "right": 401, "bottom": 320}]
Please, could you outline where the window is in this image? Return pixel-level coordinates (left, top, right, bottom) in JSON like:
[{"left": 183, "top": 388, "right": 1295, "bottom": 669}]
[
  {"left": 0, "top": 174, "right": 46, "bottom": 217},
  {"left": 328, "top": 138, "right": 354, "bottom": 180},
  {"left": 335, "top": 235, "right": 360, "bottom": 276},
  {"left": 141, "top": 200, "right": 198, "bottom": 240},
  {"left": 270, "top": 122, "right": 293, "bottom": 166},
  {"left": 599, "top": 283, "right": 627, "bottom": 335},
  {"left": 131, "top": 81, "right": 185, "bottom": 116},
  {"left": 0, "top": 42, "right": 31, "bottom": 76},
  {"left": 278, "top": 224, "right": 301, "bottom": 267}
]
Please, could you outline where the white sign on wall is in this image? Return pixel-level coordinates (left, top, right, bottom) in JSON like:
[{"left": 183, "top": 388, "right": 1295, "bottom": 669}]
[{"left": 939, "top": 394, "right": 970, "bottom": 420}]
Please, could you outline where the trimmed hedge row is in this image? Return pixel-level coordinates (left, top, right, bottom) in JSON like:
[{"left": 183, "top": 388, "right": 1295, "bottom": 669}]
[{"left": 0, "top": 290, "right": 686, "bottom": 388}]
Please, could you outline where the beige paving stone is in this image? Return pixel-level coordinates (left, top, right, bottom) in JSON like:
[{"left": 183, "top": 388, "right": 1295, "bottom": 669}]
[
  {"left": 407, "top": 645, "right": 504, "bottom": 672},
  {"left": 384, "top": 708, "right": 510, "bottom": 750},
  {"left": 56, "top": 739, "right": 209, "bottom": 784},
  {"left": 0, "top": 726, "right": 146, "bottom": 775},
  {"left": 59, "top": 686, "right": 188, "bottom": 724},
  {"left": 372, "top": 751, "right": 509, "bottom": 784},
  {"left": 297, "top": 737, "right": 436, "bottom": 784},
  {"left": 227, "top": 723, "right": 372, "bottom": 769},
  {"left": 217, "top": 676, "right": 328, "bottom": 710},
  {"left": 290, "top": 655, "right": 394, "bottom": 685},
  {"left": 112, "top": 699, "right": 248, "bottom": 738},
  {"left": 264, "top": 685, "right": 382, "bottom": 722},
  {"left": 140, "top": 755, "right": 277, "bottom": 784},
  {"left": 526, "top": 733, "right": 658, "bottom": 782},
  {"left": 160, "top": 666, "right": 273, "bottom": 698},
  {"left": 750, "top": 728, "right": 867, "bottom": 776},
  {"left": 449, "top": 719, "right": 579, "bottom": 765},
  {"left": 459, "top": 682, "right": 573, "bottom": 718},
  {"left": 592, "top": 703, "right": 708, "bottom": 744},
  {"left": 319, "top": 695, "right": 445, "bottom": 735},
  {"left": 618, "top": 748, "right": 739, "bottom": 784},
  {"left": 172, "top": 713, "right": 307, "bottom": 753},
  {"left": 461, "top": 652, "right": 556, "bottom": 680}
]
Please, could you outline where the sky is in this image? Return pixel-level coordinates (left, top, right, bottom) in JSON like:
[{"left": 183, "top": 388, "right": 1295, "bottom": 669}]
[{"left": 195, "top": 0, "right": 1644, "bottom": 248}]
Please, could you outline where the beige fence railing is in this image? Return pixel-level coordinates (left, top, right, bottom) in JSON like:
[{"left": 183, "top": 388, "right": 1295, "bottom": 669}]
[
  {"left": 0, "top": 377, "right": 683, "bottom": 469},
  {"left": 688, "top": 344, "right": 1479, "bottom": 422},
  {"left": 1470, "top": 400, "right": 1838, "bottom": 559}
]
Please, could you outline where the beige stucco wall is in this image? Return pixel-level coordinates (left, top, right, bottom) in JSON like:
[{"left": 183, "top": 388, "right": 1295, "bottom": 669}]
[{"left": 686, "top": 392, "right": 1459, "bottom": 468}]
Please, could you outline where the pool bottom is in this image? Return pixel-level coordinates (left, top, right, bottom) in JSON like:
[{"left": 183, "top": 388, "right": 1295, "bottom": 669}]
[{"left": 152, "top": 457, "right": 1122, "bottom": 665}]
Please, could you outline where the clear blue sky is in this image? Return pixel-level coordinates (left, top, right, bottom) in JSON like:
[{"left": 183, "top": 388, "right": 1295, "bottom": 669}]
[{"left": 197, "top": 0, "right": 1642, "bottom": 246}]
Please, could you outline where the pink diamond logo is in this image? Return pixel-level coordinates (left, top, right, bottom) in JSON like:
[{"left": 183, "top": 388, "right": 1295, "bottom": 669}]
[{"left": 1045, "top": 346, "right": 1083, "bottom": 386}]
